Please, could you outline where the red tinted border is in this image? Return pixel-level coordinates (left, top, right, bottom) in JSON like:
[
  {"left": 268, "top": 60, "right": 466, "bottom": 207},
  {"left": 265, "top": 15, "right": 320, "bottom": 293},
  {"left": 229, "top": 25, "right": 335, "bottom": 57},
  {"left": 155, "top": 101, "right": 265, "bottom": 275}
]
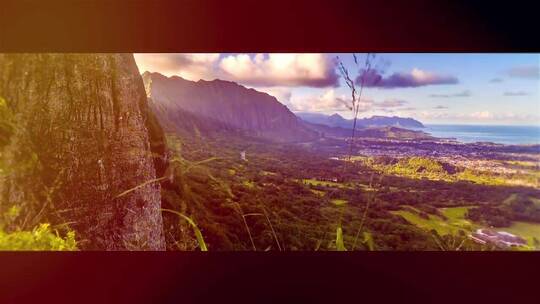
[{"left": 0, "top": 0, "right": 538, "bottom": 52}]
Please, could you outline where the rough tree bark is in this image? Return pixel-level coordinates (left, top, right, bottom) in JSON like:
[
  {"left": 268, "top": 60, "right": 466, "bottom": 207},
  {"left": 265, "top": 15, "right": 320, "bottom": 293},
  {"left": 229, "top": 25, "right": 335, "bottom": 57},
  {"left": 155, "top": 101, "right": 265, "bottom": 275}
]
[{"left": 0, "top": 54, "right": 166, "bottom": 250}]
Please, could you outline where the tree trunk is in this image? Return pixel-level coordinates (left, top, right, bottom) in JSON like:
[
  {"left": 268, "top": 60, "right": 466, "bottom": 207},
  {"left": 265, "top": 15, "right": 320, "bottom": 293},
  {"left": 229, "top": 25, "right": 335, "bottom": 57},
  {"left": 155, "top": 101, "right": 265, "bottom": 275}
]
[{"left": 0, "top": 54, "right": 165, "bottom": 250}]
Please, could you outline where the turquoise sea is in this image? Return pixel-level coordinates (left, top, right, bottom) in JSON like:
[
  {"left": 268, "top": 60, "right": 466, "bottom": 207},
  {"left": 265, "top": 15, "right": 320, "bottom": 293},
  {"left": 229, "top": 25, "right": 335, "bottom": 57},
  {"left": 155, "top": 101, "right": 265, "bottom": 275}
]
[{"left": 423, "top": 124, "right": 540, "bottom": 145}]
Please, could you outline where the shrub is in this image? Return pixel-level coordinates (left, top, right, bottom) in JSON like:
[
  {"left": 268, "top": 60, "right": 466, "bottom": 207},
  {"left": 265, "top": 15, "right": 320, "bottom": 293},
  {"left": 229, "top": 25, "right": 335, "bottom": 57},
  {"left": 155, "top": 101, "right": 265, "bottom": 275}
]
[{"left": 0, "top": 224, "right": 77, "bottom": 251}]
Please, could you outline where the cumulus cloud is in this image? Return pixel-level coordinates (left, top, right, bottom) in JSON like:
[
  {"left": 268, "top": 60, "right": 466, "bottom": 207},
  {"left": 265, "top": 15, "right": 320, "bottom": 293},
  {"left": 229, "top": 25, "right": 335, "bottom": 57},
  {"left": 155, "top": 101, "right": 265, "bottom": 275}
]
[
  {"left": 219, "top": 53, "right": 340, "bottom": 87},
  {"left": 506, "top": 65, "right": 539, "bottom": 79},
  {"left": 429, "top": 90, "right": 471, "bottom": 98},
  {"left": 136, "top": 53, "right": 342, "bottom": 88},
  {"left": 356, "top": 68, "right": 458, "bottom": 89},
  {"left": 134, "top": 53, "right": 221, "bottom": 80},
  {"left": 287, "top": 89, "right": 371, "bottom": 112},
  {"left": 504, "top": 91, "right": 529, "bottom": 96}
]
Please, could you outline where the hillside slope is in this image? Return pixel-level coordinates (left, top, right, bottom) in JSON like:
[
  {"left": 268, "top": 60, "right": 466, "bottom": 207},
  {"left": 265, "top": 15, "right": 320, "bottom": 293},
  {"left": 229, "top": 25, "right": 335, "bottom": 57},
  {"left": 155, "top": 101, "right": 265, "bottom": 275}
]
[{"left": 143, "top": 72, "right": 317, "bottom": 142}]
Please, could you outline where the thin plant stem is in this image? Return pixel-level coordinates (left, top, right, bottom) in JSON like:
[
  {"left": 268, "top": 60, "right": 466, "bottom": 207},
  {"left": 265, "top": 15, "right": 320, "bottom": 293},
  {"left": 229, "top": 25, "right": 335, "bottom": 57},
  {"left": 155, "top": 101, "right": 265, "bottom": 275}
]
[
  {"left": 261, "top": 206, "right": 282, "bottom": 251},
  {"left": 239, "top": 210, "right": 257, "bottom": 251},
  {"left": 115, "top": 176, "right": 168, "bottom": 199}
]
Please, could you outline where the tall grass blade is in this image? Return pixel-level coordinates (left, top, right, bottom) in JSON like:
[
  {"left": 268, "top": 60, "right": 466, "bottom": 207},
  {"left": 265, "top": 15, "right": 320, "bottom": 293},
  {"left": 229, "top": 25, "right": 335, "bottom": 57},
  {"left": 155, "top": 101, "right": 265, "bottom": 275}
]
[
  {"left": 162, "top": 208, "right": 208, "bottom": 251},
  {"left": 363, "top": 231, "right": 375, "bottom": 251},
  {"left": 261, "top": 207, "right": 282, "bottom": 251},
  {"left": 115, "top": 176, "right": 168, "bottom": 199},
  {"left": 336, "top": 226, "right": 347, "bottom": 251}
]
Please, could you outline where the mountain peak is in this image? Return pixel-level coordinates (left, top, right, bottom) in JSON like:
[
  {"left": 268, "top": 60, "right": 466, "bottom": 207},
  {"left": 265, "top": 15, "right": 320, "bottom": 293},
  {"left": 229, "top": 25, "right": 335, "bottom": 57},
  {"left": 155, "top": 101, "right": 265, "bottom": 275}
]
[
  {"left": 142, "top": 71, "right": 190, "bottom": 83},
  {"left": 143, "top": 74, "right": 317, "bottom": 142},
  {"left": 142, "top": 71, "right": 166, "bottom": 78}
]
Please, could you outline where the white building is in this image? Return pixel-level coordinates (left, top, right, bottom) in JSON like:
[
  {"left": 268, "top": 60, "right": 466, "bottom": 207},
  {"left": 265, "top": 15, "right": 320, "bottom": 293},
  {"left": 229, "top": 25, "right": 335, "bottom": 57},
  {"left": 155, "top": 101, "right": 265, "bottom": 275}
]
[{"left": 470, "top": 228, "right": 526, "bottom": 247}]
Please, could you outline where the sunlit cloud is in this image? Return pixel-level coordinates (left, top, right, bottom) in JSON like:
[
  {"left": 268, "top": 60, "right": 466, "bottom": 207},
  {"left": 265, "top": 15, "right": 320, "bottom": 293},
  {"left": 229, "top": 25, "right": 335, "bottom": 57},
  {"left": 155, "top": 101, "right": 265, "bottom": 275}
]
[
  {"left": 219, "top": 54, "right": 340, "bottom": 87},
  {"left": 134, "top": 53, "right": 221, "bottom": 80},
  {"left": 136, "top": 53, "right": 341, "bottom": 88},
  {"left": 287, "top": 89, "right": 369, "bottom": 112}
]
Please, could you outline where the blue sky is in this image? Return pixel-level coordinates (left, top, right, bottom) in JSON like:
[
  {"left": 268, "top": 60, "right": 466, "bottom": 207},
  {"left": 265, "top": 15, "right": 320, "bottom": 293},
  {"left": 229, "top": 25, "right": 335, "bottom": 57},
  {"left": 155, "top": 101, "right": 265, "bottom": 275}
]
[
  {"left": 330, "top": 53, "right": 539, "bottom": 125},
  {"left": 135, "top": 53, "right": 540, "bottom": 125}
]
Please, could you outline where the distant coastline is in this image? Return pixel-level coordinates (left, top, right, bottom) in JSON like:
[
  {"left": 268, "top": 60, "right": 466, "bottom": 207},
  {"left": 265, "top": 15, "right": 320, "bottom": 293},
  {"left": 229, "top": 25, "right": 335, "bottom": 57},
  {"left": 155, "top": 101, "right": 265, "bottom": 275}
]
[{"left": 422, "top": 124, "right": 540, "bottom": 145}]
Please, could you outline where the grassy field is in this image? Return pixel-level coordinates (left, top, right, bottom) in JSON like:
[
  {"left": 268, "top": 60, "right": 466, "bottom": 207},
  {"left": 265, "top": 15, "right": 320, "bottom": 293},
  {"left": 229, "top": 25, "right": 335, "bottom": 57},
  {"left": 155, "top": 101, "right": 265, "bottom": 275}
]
[
  {"left": 359, "top": 155, "right": 539, "bottom": 187},
  {"left": 310, "top": 189, "right": 325, "bottom": 197},
  {"left": 392, "top": 206, "right": 475, "bottom": 235},
  {"left": 394, "top": 205, "right": 540, "bottom": 250},
  {"left": 502, "top": 222, "right": 540, "bottom": 247},
  {"left": 331, "top": 199, "right": 348, "bottom": 206}
]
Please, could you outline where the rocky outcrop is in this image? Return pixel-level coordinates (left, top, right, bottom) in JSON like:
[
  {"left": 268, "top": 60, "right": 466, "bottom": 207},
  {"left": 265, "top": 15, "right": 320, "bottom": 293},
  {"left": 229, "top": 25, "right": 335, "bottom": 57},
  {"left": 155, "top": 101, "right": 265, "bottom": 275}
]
[
  {"left": 0, "top": 54, "right": 165, "bottom": 250},
  {"left": 142, "top": 72, "right": 317, "bottom": 142}
]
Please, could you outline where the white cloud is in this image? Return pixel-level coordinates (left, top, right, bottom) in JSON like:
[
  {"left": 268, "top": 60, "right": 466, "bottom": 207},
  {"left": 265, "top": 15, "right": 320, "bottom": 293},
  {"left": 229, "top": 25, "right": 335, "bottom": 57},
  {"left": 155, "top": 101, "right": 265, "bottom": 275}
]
[
  {"left": 135, "top": 53, "right": 341, "bottom": 88},
  {"left": 287, "top": 89, "right": 373, "bottom": 113},
  {"left": 287, "top": 89, "right": 347, "bottom": 112},
  {"left": 219, "top": 53, "right": 339, "bottom": 87},
  {"left": 134, "top": 53, "right": 221, "bottom": 80},
  {"left": 470, "top": 111, "right": 494, "bottom": 119}
]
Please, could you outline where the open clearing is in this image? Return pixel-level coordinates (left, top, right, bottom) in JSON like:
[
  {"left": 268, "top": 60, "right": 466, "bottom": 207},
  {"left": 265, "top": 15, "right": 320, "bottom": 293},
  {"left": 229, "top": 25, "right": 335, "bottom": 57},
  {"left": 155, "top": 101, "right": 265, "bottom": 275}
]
[
  {"left": 502, "top": 222, "right": 540, "bottom": 247},
  {"left": 392, "top": 206, "right": 475, "bottom": 235}
]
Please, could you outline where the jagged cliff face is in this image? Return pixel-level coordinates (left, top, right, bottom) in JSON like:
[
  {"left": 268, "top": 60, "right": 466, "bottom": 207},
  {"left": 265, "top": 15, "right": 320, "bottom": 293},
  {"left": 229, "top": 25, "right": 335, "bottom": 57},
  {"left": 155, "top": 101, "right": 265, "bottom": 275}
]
[
  {"left": 143, "top": 72, "right": 317, "bottom": 142},
  {"left": 0, "top": 54, "right": 165, "bottom": 250}
]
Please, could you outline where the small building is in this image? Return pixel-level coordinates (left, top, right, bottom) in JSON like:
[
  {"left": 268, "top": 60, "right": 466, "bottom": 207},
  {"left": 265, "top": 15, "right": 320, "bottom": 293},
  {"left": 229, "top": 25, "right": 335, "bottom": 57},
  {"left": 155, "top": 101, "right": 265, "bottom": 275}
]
[
  {"left": 470, "top": 228, "right": 526, "bottom": 247},
  {"left": 240, "top": 151, "right": 247, "bottom": 161}
]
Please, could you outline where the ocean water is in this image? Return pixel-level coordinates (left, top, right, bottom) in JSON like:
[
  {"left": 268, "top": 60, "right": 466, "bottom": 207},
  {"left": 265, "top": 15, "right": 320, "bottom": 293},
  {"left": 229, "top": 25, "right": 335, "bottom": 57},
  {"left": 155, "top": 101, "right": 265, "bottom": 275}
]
[{"left": 423, "top": 124, "right": 540, "bottom": 145}]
